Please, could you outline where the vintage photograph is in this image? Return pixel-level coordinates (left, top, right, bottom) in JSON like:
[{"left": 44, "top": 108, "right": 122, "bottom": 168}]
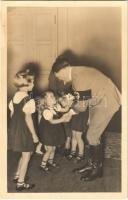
[{"left": 0, "top": 1, "right": 127, "bottom": 198}]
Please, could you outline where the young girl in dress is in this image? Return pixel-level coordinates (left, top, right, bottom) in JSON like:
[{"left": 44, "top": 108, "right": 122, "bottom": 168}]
[
  {"left": 58, "top": 93, "right": 75, "bottom": 157},
  {"left": 68, "top": 110, "right": 89, "bottom": 162},
  {"left": 9, "top": 67, "right": 39, "bottom": 191},
  {"left": 59, "top": 92, "right": 89, "bottom": 162},
  {"left": 38, "top": 91, "right": 72, "bottom": 172}
]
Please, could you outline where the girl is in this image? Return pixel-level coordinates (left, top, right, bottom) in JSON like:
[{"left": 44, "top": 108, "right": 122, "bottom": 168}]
[
  {"left": 38, "top": 91, "right": 72, "bottom": 172},
  {"left": 9, "top": 68, "right": 39, "bottom": 191},
  {"left": 59, "top": 93, "right": 89, "bottom": 163},
  {"left": 67, "top": 109, "right": 89, "bottom": 162},
  {"left": 58, "top": 93, "right": 75, "bottom": 157}
]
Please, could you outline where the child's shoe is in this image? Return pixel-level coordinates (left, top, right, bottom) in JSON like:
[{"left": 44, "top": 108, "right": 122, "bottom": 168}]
[
  {"left": 35, "top": 149, "right": 43, "bottom": 155},
  {"left": 67, "top": 151, "right": 76, "bottom": 160},
  {"left": 40, "top": 166, "right": 50, "bottom": 173},
  {"left": 13, "top": 174, "right": 19, "bottom": 183},
  {"left": 16, "top": 182, "right": 35, "bottom": 192},
  {"left": 13, "top": 174, "right": 29, "bottom": 183},
  {"left": 40, "top": 161, "right": 50, "bottom": 173},
  {"left": 63, "top": 149, "right": 70, "bottom": 157},
  {"left": 47, "top": 160, "right": 60, "bottom": 168},
  {"left": 75, "top": 154, "right": 84, "bottom": 163}
]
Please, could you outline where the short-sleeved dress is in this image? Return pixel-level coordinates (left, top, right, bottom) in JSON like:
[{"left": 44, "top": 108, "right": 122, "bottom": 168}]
[
  {"left": 70, "top": 108, "right": 89, "bottom": 132},
  {"left": 8, "top": 91, "right": 35, "bottom": 152},
  {"left": 69, "top": 88, "right": 90, "bottom": 133},
  {"left": 71, "top": 110, "right": 88, "bottom": 132},
  {"left": 38, "top": 107, "right": 66, "bottom": 146},
  {"left": 63, "top": 122, "right": 72, "bottom": 138}
]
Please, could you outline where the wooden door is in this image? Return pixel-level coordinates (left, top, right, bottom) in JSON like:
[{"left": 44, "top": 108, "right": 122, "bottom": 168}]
[{"left": 7, "top": 7, "right": 57, "bottom": 96}]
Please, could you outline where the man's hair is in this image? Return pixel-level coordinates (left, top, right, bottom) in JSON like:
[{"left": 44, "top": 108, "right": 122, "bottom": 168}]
[{"left": 52, "top": 56, "right": 69, "bottom": 73}]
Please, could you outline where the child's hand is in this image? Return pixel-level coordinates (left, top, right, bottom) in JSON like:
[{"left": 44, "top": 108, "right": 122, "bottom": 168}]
[{"left": 33, "top": 135, "right": 39, "bottom": 143}]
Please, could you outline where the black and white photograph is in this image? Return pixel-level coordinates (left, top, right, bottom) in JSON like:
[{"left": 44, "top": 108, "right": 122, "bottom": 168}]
[{"left": 0, "top": 1, "right": 128, "bottom": 198}]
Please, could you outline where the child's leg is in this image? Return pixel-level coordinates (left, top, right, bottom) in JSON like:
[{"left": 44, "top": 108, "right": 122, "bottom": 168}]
[
  {"left": 18, "top": 152, "right": 31, "bottom": 183},
  {"left": 67, "top": 131, "right": 77, "bottom": 159},
  {"left": 65, "top": 137, "right": 71, "bottom": 150},
  {"left": 64, "top": 137, "right": 71, "bottom": 157},
  {"left": 16, "top": 152, "right": 35, "bottom": 191},
  {"left": 71, "top": 131, "right": 78, "bottom": 152},
  {"left": 13, "top": 156, "right": 22, "bottom": 182},
  {"left": 48, "top": 146, "right": 59, "bottom": 168},
  {"left": 40, "top": 146, "right": 53, "bottom": 170},
  {"left": 75, "top": 132, "right": 84, "bottom": 158},
  {"left": 48, "top": 146, "right": 56, "bottom": 161},
  {"left": 64, "top": 123, "right": 72, "bottom": 150},
  {"left": 15, "top": 157, "right": 22, "bottom": 175}
]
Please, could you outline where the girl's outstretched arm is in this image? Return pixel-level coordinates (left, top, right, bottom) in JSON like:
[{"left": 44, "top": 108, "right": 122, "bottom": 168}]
[
  {"left": 59, "top": 106, "right": 70, "bottom": 113},
  {"left": 43, "top": 108, "right": 72, "bottom": 124},
  {"left": 49, "top": 118, "right": 64, "bottom": 124},
  {"left": 49, "top": 113, "right": 72, "bottom": 124},
  {"left": 54, "top": 103, "right": 70, "bottom": 113}
]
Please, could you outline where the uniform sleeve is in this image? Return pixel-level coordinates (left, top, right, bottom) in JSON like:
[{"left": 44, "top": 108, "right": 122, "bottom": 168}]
[
  {"left": 43, "top": 109, "right": 53, "bottom": 121},
  {"left": 22, "top": 99, "right": 36, "bottom": 114},
  {"left": 9, "top": 100, "right": 14, "bottom": 116}
]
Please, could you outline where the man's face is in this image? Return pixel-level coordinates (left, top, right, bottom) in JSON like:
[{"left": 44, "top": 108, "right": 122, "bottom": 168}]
[{"left": 55, "top": 68, "right": 71, "bottom": 85}]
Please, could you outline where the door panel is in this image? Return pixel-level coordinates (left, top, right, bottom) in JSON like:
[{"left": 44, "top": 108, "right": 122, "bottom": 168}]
[{"left": 7, "top": 7, "right": 57, "bottom": 96}]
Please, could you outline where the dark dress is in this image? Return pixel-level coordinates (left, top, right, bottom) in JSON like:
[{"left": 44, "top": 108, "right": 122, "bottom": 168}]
[
  {"left": 63, "top": 122, "right": 72, "bottom": 138},
  {"left": 39, "top": 109, "right": 66, "bottom": 146},
  {"left": 71, "top": 107, "right": 89, "bottom": 132},
  {"left": 9, "top": 97, "right": 34, "bottom": 152}
]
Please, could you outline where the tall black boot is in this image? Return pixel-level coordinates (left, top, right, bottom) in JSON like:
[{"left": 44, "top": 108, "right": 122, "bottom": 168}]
[
  {"left": 80, "top": 144, "right": 103, "bottom": 181},
  {"left": 72, "top": 145, "right": 92, "bottom": 173}
]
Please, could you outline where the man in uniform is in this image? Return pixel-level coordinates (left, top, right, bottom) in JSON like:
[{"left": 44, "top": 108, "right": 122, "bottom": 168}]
[{"left": 51, "top": 57, "right": 121, "bottom": 181}]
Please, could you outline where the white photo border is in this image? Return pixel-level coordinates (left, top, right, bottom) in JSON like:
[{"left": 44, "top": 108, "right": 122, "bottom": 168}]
[{"left": 0, "top": 1, "right": 127, "bottom": 199}]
